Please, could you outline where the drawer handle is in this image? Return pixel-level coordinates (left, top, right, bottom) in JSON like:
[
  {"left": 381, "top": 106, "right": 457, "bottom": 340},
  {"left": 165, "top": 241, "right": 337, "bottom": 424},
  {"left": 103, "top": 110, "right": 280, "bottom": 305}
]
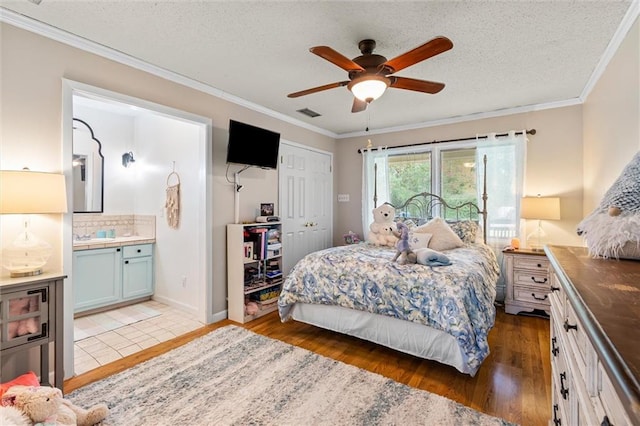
[
  {"left": 551, "top": 337, "right": 559, "bottom": 357},
  {"left": 137, "top": 249, "right": 141, "bottom": 253},
  {"left": 560, "top": 372, "right": 569, "bottom": 400},
  {"left": 117, "top": 248, "right": 121, "bottom": 252},
  {"left": 531, "top": 277, "right": 548, "bottom": 284},
  {"left": 563, "top": 320, "right": 577, "bottom": 333},
  {"left": 600, "top": 415, "right": 611, "bottom": 426},
  {"left": 27, "top": 323, "right": 47, "bottom": 341},
  {"left": 531, "top": 293, "right": 548, "bottom": 301},
  {"left": 537, "top": 263, "right": 543, "bottom": 268},
  {"left": 125, "top": 260, "right": 129, "bottom": 264},
  {"left": 550, "top": 286, "right": 560, "bottom": 292},
  {"left": 553, "top": 404, "right": 561, "bottom": 426}
]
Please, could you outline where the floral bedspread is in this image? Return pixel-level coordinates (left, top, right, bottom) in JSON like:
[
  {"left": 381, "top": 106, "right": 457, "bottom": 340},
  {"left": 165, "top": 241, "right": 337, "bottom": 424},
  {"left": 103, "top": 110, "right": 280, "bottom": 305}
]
[{"left": 278, "top": 243, "right": 500, "bottom": 373}]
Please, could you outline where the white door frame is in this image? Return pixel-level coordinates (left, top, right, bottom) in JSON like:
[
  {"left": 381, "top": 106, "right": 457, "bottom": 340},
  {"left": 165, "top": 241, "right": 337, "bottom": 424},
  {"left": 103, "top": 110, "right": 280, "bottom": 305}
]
[{"left": 61, "top": 79, "right": 213, "bottom": 378}]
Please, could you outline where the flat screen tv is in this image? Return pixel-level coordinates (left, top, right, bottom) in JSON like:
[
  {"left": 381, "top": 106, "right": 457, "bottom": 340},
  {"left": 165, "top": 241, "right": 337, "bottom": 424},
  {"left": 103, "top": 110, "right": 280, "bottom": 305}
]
[{"left": 226, "top": 120, "right": 281, "bottom": 169}]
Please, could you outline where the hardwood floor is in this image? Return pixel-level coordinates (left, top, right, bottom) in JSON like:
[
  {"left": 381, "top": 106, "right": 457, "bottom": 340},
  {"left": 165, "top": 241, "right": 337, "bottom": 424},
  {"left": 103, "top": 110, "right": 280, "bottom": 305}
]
[{"left": 64, "top": 308, "right": 551, "bottom": 425}]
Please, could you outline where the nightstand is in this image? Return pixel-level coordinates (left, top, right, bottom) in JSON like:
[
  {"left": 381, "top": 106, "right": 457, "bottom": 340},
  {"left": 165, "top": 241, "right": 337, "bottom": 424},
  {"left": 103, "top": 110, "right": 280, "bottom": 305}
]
[
  {"left": 503, "top": 248, "right": 551, "bottom": 316},
  {"left": 0, "top": 273, "right": 65, "bottom": 389}
]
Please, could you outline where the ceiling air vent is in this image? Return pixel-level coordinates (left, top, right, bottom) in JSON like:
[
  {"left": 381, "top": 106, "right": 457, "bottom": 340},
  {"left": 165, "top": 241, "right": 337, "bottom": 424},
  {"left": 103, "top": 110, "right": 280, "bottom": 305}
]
[{"left": 297, "top": 108, "right": 321, "bottom": 118}]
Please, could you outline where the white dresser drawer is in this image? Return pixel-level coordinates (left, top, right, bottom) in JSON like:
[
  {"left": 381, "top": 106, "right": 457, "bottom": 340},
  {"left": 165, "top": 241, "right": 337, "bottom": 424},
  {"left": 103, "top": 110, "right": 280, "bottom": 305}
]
[
  {"left": 514, "top": 255, "right": 549, "bottom": 271},
  {"left": 513, "top": 270, "right": 550, "bottom": 288},
  {"left": 598, "top": 363, "right": 633, "bottom": 425},
  {"left": 513, "top": 285, "right": 550, "bottom": 305},
  {"left": 563, "top": 301, "right": 588, "bottom": 378}
]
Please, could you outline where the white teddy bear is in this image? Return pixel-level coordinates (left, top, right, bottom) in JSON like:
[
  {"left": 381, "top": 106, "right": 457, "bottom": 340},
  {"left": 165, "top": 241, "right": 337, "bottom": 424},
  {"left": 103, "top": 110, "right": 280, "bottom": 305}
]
[{"left": 367, "top": 203, "right": 398, "bottom": 247}]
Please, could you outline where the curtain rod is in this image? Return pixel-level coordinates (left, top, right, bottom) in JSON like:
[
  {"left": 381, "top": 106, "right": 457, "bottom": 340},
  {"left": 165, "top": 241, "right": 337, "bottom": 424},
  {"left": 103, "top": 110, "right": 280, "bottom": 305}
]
[{"left": 357, "top": 128, "right": 536, "bottom": 154}]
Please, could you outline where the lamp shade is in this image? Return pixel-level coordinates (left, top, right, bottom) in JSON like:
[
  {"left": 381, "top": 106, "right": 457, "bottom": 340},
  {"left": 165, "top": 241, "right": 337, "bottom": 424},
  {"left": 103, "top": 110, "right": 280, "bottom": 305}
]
[
  {"left": 521, "top": 196, "right": 560, "bottom": 220},
  {"left": 0, "top": 170, "right": 68, "bottom": 214}
]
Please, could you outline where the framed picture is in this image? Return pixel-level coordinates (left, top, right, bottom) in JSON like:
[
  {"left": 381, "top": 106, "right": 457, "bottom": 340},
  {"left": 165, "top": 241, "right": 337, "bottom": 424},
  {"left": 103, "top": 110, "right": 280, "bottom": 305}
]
[{"left": 260, "top": 203, "right": 274, "bottom": 216}]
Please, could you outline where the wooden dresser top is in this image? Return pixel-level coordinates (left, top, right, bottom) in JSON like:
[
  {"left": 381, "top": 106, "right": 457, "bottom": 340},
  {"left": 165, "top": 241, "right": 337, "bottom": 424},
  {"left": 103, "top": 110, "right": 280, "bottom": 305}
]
[{"left": 545, "top": 245, "right": 640, "bottom": 420}]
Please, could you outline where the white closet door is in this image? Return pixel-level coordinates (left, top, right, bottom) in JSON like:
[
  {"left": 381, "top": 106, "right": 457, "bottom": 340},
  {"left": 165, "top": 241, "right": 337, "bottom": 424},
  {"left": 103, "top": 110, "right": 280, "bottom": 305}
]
[{"left": 279, "top": 143, "right": 332, "bottom": 276}]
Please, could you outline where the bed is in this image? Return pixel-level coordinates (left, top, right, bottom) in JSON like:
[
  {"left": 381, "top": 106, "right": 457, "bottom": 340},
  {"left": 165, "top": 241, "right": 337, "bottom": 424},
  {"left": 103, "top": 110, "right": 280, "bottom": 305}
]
[{"left": 278, "top": 157, "right": 500, "bottom": 376}]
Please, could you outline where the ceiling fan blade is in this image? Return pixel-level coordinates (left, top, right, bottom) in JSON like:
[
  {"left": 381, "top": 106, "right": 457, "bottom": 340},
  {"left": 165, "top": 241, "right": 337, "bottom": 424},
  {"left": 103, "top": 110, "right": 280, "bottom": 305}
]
[
  {"left": 390, "top": 77, "right": 445, "bottom": 94},
  {"left": 351, "top": 98, "right": 368, "bottom": 113},
  {"left": 310, "top": 46, "right": 365, "bottom": 72},
  {"left": 383, "top": 36, "right": 453, "bottom": 74},
  {"left": 287, "top": 81, "right": 349, "bottom": 98}
]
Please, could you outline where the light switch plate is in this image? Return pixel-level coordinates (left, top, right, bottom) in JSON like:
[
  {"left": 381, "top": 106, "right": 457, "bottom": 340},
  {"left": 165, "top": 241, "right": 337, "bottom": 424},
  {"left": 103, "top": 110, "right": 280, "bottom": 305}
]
[{"left": 337, "top": 194, "right": 350, "bottom": 202}]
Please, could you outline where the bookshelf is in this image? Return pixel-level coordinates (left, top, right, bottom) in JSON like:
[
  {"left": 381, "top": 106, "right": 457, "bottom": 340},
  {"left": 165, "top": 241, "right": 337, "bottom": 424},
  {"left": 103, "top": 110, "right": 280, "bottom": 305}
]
[{"left": 227, "top": 222, "right": 283, "bottom": 323}]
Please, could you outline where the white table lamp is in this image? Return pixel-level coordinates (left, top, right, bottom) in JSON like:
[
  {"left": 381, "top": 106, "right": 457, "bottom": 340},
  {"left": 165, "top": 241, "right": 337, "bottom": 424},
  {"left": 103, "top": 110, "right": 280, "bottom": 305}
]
[
  {"left": 521, "top": 195, "right": 560, "bottom": 251},
  {"left": 0, "top": 169, "right": 67, "bottom": 277}
]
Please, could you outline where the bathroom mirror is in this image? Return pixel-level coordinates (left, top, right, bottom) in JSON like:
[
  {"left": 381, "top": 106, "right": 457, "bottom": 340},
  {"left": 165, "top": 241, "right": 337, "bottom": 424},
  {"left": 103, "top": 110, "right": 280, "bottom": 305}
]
[{"left": 72, "top": 118, "right": 104, "bottom": 213}]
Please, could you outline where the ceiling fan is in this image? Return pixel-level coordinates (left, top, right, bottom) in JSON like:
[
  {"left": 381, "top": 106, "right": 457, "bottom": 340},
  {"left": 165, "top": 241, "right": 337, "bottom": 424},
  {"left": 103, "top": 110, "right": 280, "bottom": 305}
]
[{"left": 287, "top": 36, "right": 453, "bottom": 113}]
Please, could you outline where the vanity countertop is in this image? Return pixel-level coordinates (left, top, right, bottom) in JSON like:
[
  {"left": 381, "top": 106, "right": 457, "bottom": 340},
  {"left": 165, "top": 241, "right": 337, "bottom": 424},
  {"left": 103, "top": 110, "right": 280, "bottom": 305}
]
[{"left": 73, "top": 236, "right": 155, "bottom": 251}]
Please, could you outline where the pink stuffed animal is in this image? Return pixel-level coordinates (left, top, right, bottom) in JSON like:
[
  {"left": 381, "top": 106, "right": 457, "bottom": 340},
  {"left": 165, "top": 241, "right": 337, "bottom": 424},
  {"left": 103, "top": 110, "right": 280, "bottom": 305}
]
[{"left": 7, "top": 297, "right": 39, "bottom": 339}]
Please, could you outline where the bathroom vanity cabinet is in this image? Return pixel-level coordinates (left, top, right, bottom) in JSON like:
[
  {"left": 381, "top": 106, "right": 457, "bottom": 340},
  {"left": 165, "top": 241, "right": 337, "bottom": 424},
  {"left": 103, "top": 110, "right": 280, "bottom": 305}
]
[{"left": 73, "top": 243, "right": 154, "bottom": 314}]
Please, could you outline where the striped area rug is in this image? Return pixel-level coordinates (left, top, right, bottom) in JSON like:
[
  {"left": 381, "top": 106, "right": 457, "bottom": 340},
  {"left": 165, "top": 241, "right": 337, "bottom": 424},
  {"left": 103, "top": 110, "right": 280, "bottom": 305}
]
[{"left": 68, "top": 325, "right": 515, "bottom": 425}]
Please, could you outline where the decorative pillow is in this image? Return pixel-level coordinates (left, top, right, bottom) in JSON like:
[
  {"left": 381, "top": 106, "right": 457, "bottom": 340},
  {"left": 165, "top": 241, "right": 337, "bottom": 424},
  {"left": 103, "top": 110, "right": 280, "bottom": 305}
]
[
  {"left": 399, "top": 219, "right": 418, "bottom": 230},
  {"left": 0, "top": 371, "right": 39, "bottom": 398},
  {"left": 414, "top": 217, "right": 464, "bottom": 251},
  {"left": 448, "top": 221, "right": 480, "bottom": 244},
  {"left": 407, "top": 232, "right": 432, "bottom": 250}
]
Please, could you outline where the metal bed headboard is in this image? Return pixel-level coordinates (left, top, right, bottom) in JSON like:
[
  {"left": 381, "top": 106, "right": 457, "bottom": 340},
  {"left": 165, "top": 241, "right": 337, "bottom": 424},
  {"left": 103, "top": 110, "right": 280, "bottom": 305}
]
[{"left": 376, "top": 155, "right": 488, "bottom": 244}]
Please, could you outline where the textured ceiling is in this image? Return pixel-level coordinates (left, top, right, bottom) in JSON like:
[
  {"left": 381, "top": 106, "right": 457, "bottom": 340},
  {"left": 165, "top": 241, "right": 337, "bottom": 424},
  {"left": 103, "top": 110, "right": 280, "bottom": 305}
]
[{"left": 0, "top": 1, "right": 634, "bottom": 136}]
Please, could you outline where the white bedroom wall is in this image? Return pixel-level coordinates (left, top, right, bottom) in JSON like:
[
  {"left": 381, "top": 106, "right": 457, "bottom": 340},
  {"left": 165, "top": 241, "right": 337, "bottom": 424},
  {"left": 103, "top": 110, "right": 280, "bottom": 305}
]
[
  {"left": 335, "top": 106, "right": 585, "bottom": 249},
  {"left": 583, "top": 17, "right": 639, "bottom": 215},
  {"left": 133, "top": 114, "right": 203, "bottom": 314}
]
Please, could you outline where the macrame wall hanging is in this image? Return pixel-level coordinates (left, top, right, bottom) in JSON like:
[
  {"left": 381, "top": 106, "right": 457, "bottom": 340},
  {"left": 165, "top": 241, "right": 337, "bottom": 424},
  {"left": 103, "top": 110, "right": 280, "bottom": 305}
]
[{"left": 165, "top": 163, "right": 181, "bottom": 229}]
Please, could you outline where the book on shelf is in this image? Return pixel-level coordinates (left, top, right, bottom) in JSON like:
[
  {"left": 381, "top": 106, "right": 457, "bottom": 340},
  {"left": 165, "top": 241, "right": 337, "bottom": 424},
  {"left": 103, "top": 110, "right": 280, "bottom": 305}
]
[
  {"left": 243, "top": 242, "right": 253, "bottom": 260},
  {"left": 247, "top": 227, "right": 268, "bottom": 259}
]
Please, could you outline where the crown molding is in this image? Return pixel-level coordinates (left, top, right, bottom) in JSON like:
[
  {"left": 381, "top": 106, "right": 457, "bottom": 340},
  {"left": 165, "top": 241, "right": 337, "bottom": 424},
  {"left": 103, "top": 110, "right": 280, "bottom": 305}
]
[
  {"left": 580, "top": 0, "right": 639, "bottom": 101},
  {"left": 336, "top": 98, "right": 582, "bottom": 139},
  {"left": 0, "top": 7, "right": 336, "bottom": 139}
]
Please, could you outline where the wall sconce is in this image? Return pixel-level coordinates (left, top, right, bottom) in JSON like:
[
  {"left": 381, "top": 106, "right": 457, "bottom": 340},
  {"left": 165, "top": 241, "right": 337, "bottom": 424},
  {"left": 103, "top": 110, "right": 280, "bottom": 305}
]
[
  {"left": 521, "top": 195, "right": 561, "bottom": 251},
  {"left": 0, "top": 169, "right": 68, "bottom": 277},
  {"left": 122, "top": 151, "right": 136, "bottom": 168}
]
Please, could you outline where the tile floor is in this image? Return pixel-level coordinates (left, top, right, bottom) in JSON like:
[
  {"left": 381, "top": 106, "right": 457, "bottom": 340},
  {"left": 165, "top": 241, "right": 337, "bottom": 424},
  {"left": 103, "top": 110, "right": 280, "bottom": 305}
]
[{"left": 73, "top": 300, "right": 203, "bottom": 375}]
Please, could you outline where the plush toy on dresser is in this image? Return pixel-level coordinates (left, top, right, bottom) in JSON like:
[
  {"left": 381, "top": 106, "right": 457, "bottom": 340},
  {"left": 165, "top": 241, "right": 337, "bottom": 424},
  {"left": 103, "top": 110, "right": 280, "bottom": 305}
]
[
  {"left": 577, "top": 151, "right": 640, "bottom": 259},
  {"left": 367, "top": 203, "right": 398, "bottom": 247}
]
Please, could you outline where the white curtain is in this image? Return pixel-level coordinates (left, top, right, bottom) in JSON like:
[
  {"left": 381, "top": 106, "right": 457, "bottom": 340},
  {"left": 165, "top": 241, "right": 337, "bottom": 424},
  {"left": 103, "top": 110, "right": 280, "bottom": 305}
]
[
  {"left": 361, "top": 147, "right": 389, "bottom": 238},
  {"left": 476, "top": 131, "right": 527, "bottom": 300}
]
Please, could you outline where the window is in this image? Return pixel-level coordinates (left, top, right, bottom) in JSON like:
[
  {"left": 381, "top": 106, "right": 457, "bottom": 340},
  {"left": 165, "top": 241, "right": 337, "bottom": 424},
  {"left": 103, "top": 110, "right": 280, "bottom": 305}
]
[
  {"left": 440, "top": 149, "right": 477, "bottom": 219},
  {"left": 385, "top": 147, "right": 477, "bottom": 220},
  {"left": 361, "top": 132, "right": 526, "bottom": 250},
  {"left": 388, "top": 152, "right": 431, "bottom": 206}
]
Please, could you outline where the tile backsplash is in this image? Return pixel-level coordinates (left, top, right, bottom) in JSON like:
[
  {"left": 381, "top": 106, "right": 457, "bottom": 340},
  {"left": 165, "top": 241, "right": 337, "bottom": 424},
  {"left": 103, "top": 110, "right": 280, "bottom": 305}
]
[{"left": 73, "top": 214, "right": 156, "bottom": 239}]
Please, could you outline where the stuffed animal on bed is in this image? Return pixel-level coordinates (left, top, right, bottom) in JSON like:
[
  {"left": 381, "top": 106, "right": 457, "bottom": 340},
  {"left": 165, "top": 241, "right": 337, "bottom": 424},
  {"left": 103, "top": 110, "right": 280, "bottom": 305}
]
[
  {"left": 577, "top": 151, "right": 640, "bottom": 259},
  {"left": 367, "top": 203, "right": 398, "bottom": 247},
  {"left": 392, "top": 222, "right": 417, "bottom": 265}
]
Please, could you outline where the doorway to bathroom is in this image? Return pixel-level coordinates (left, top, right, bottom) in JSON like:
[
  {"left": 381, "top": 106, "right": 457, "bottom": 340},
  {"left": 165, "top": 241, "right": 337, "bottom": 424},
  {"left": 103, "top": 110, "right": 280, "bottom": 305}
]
[{"left": 62, "top": 79, "right": 213, "bottom": 378}]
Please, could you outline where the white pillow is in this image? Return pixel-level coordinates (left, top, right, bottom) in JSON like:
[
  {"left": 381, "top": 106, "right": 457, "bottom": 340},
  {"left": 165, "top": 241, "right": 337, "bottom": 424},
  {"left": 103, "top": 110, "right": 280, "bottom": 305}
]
[
  {"left": 415, "top": 217, "right": 464, "bottom": 251},
  {"left": 407, "top": 232, "right": 432, "bottom": 250}
]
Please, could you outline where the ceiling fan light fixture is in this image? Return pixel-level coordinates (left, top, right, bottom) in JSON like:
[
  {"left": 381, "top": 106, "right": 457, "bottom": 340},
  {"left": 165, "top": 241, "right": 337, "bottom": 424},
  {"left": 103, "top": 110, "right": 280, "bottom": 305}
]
[{"left": 349, "top": 76, "right": 389, "bottom": 102}]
